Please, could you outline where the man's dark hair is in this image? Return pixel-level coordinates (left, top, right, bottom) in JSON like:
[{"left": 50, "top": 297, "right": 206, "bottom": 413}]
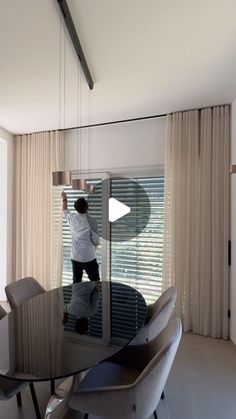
[{"left": 74, "top": 197, "right": 88, "bottom": 214}]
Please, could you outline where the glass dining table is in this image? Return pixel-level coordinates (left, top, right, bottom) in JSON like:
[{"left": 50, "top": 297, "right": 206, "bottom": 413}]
[{"left": 0, "top": 281, "right": 146, "bottom": 418}]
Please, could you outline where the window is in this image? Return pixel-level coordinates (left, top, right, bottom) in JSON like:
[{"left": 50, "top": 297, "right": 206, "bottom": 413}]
[
  {"left": 59, "top": 175, "right": 164, "bottom": 302},
  {"left": 61, "top": 178, "right": 104, "bottom": 337},
  {"left": 111, "top": 176, "right": 164, "bottom": 304},
  {"left": 55, "top": 174, "right": 164, "bottom": 338},
  {"left": 110, "top": 176, "right": 164, "bottom": 339}
]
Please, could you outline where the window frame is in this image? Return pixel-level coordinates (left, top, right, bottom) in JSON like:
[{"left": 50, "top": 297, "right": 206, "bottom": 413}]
[{"left": 58, "top": 165, "right": 164, "bottom": 345}]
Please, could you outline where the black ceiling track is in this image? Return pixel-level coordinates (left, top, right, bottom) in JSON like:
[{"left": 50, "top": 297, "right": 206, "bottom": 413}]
[{"left": 57, "top": 0, "right": 94, "bottom": 90}]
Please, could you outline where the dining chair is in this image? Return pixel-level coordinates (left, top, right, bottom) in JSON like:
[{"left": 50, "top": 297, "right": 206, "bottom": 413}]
[
  {"left": 44, "top": 287, "right": 178, "bottom": 418},
  {"left": 131, "top": 286, "right": 177, "bottom": 402},
  {"left": 44, "top": 373, "right": 88, "bottom": 419},
  {"left": 5, "top": 276, "right": 45, "bottom": 309},
  {"left": 0, "top": 303, "right": 7, "bottom": 319},
  {"left": 0, "top": 303, "right": 41, "bottom": 418},
  {"left": 130, "top": 286, "right": 177, "bottom": 345},
  {"left": 67, "top": 317, "right": 182, "bottom": 419}
]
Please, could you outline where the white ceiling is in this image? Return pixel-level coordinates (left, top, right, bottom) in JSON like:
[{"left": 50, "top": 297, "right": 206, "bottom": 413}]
[{"left": 0, "top": 0, "right": 236, "bottom": 134}]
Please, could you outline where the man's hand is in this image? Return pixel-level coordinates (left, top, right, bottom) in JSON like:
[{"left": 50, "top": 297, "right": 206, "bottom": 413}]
[
  {"left": 61, "top": 191, "right": 68, "bottom": 210},
  {"left": 95, "top": 281, "right": 102, "bottom": 292},
  {"left": 61, "top": 191, "right": 67, "bottom": 201}
]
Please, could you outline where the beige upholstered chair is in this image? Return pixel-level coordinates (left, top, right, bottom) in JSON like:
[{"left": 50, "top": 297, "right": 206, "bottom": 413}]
[
  {"left": 0, "top": 304, "right": 41, "bottom": 418},
  {"left": 130, "top": 286, "right": 177, "bottom": 345},
  {"left": 66, "top": 318, "right": 182, "bottom": 419},
  {"left": 0, "top": 376, "right": 27, "bottom": 409},
  {"left": 44, "top": 289, "right": 179, "bottom": 419},
  {"left": 5, "top": 277, "right": 45, "bottom": 309},
  {"left": 0, "top": 304, "right": 7, "bottom": 319}
]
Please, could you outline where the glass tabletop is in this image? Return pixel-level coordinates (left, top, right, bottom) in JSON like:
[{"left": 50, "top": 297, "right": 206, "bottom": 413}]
[{"left": 0, "top": 281, "right": 146, "bottom": 382}]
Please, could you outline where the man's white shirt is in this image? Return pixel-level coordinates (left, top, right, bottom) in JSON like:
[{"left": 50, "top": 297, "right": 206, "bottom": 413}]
[
  {"left": 65, "top": 282, "right": 100, "bottom": 318},
  {"left": 64, "top": 210, "right": 100, "bottom": 262}
]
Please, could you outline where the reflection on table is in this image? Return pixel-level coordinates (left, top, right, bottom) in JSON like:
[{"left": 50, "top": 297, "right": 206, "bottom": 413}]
[
  {"left": 63, "top": 281, "right": 102, "bottom": 336},
  {"left": 0, "top": 281, "right": 146, "bottom": 382}
]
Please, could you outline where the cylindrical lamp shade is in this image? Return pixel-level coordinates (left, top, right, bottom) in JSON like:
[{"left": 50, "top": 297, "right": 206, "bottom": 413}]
[
  {"left": 72, "top": 179, "right": 95, "bottom": 193},
  {"left": 52, "top": 171, "right": 72, "bottom": 186},
  {"left": 87, "top": 184, "right": 95, "bottom": 193},
  {"left": 72, "top": 178, "right": 87, "bottom": 190}
]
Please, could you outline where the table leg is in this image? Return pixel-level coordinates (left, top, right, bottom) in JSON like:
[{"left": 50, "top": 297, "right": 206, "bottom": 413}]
[
  {"left": 29, "top": 382, "right": 41, "bottom": 419},
  {"left": 50, "top": 379, "right": 55, "bottom": 395},
  {"left": 16, "top": 392, "right": 22, "bottom": 407}
]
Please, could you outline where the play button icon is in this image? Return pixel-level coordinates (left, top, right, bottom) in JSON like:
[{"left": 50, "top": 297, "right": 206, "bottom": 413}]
[
  {"left": 109, "top": 198, "right": 131, "bottom": 222},
  {"left": 87, "top": 176, "right": 151, "bottom": 243}
]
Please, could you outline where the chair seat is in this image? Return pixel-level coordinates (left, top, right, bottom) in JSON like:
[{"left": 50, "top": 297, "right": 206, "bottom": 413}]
[
  {"left": 74, "top": 361, "right": 140, "bottom": 392},
  {"left": 0, "top": 376, "right": 26, "bottom": 400}
]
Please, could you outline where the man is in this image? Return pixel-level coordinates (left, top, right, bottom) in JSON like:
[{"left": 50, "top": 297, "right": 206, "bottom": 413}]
[{"left": 61, "top": 191, "right": 100, "bottom": 282}]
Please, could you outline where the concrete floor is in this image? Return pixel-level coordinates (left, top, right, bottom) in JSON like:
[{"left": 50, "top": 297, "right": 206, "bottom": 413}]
[{"left": 0, "top": 333, "right": 236, "bottom": 419}]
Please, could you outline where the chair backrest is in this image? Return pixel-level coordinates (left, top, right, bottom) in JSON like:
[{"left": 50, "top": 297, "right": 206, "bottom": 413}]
[
  {"left": 146, "top": 286, "right": 177, "bottom": 323},
  {"left": 0, "top": 304, "right": 7, "bottom": 320},
  {"left": 5, "top": 277, "right": 45, "bottom": 309},
  {"left": 134, "top": 318, "right": 182, "bottom": 419},
  {"left": 131, "top": 286, "right": 177, "bottom": 345}
]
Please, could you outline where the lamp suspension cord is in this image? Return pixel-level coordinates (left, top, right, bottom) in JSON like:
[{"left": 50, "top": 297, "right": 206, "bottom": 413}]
[
  {"left": 87, "top": 88, "right": 89, "bottom": 179},
  {"left": 79, "top": 63, "right": 82, "bottom": 178},
  {"left": 76, "top": 58, "right": 79, "bottom": 179},
  {"left": 88, "top": 87, "right": 92, "bottom": 180},
  {"left": 59, "top": 11, "right": 62, "bottom": 133},
  {"left": 63, "top": 21, "right": 66, "bottom": 170}
]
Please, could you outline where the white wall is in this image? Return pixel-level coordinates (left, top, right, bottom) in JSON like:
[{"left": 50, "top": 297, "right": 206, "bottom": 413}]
[
  {"left": 230, "top": 99, "right": 236, "bottom": 343},
  {"left": 65, "top": 117, "right": 166, "bottom": 172},
  {"left": 0, "top": 127, "right": 13, "bottom": 301},
  {"left": 0, "top": 139, "right": 7, "bottom": 299}
]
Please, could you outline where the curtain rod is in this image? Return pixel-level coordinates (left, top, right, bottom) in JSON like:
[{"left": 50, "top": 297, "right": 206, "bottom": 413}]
[
  {"left": 57, "top": 103, "right": 230, "bottom": 133},
  {"left": 58, "top": 113, "right": 167, "bottom": 132},
  {"left": 18, "top": 104, "right": 230, "bottom": 136}
]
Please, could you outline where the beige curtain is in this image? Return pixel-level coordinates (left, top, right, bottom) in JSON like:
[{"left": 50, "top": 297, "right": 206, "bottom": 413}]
[
  {"left": 163, "top": 106, "right": 230, "bottom": 339},
  {"left": 13, "top": 131, "right": 64, "bottom": 290}
]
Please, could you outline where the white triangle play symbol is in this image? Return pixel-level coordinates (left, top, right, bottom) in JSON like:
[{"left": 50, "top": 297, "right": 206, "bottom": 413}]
[{"left": 109, "top": 198, "right": 131, "bottom": 223}]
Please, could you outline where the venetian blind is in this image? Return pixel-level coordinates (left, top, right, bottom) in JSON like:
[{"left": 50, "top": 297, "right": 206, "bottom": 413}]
[
  {"left": 111, "top": 176, "right": 164, "bottom": 304},
  {"left": 110, "top": 176, "right": 164, "bottom": 339}
]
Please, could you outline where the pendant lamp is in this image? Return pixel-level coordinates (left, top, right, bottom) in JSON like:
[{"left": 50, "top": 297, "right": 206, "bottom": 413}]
[
  {"left": 71, "top": 178, "right": 94, "bottom": 193},
  {"left": 52, "top": 171, "right": 71, "bottom": 186},
  {"left": 52, "top": 7, "right": 94, "bottom": 192},
  {"left": 71, "top": 61, "right": 95, "bottom": 194},
  {"left": 53, "top": 11, "right": 71, "bottom": 187}
]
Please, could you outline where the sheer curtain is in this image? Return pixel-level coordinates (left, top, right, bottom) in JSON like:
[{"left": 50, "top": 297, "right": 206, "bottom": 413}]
[
  {"left": 13, "top": 131, "right": 64, "bottom": 290},
  {"left": 163, "top": 106, "right": 230, "bottom": 339}
]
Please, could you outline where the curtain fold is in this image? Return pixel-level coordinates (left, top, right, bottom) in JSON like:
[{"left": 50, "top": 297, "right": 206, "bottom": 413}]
[
  {"left": 163, "top": 106, "right": 230, "bottom": 339},
  {"left": 13, "top": 131, "right": 64, "bottom": 290}
]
